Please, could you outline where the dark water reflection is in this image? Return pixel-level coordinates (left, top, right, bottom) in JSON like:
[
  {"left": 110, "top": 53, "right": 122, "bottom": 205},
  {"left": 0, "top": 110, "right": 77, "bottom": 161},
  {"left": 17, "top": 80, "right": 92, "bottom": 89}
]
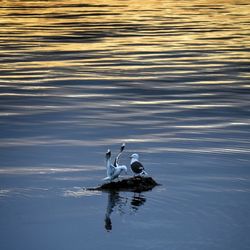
[
  {"left": 105, "top": 191, "right": 146, "bottom": 232},
  {"left": 0, "top": 0, "right": 250, "bottom": 249}
]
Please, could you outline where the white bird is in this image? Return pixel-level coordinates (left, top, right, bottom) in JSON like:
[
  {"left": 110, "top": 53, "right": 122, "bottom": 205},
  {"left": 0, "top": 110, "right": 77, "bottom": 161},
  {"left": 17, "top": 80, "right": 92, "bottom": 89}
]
[
  {"left": 130, "top": 153, "right": 147, "bottom": 176},
  {"left": 103, "top": 148, "right": 127, "bottom": 181}
]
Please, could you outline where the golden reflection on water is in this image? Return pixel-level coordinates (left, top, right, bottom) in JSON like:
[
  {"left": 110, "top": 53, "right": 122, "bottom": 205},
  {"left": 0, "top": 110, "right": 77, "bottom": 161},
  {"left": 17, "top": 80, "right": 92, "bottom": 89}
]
[{"left": 0, "top": 0, "right": 249, "bottom": 80}]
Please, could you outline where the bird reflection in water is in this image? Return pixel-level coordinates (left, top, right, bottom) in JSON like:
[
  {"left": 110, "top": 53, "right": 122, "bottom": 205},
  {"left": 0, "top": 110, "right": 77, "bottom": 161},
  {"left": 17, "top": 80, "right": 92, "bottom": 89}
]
[{"left": 104, "top": 191, "right": 146, "bottom": 232}]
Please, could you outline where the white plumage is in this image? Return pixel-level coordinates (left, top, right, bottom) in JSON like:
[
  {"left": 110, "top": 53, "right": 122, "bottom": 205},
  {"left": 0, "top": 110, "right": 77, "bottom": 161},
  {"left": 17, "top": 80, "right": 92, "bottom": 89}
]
[{"left": 103, "top": 145, "right": 127, "bottom": 181}]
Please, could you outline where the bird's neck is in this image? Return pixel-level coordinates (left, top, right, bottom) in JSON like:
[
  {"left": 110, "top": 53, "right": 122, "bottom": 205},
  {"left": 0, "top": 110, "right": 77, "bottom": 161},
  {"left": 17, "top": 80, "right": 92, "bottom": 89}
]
[
  {"left": 130, "top": 158, "right": 138, "bottom": 164},
  {"left": 106, "top": 158, "right": 111, "bottom": 167}
]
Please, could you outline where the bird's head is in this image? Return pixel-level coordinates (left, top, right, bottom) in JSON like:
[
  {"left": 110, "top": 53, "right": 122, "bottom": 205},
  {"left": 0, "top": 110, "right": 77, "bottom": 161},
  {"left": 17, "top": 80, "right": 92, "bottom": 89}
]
[
  {"left": 120, "top": 143, "right": 126, "bottom": 152},
  {"left": 106, "top": 149, "right": 111, "bottom": 160},
  {"left": 130, "top": 153, "right": 139, "bottom": 160}
]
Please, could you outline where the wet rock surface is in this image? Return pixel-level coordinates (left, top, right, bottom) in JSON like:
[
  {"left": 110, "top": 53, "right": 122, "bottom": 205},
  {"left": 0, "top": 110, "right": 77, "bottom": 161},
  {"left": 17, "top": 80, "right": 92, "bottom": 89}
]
[{"left": 88, "top": 176, "right": 160, "bottom": 192}]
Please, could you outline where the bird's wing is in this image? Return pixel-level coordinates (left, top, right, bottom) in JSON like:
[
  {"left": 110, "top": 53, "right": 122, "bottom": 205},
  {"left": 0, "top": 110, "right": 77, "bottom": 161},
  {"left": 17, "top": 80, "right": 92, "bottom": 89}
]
[
  {"left": 107, "top": 163, "right": 116, "bottom": 176},
  {"left": 114, "top": 143, "right": 125, "bottom": 167},
  {"left": 131, "top": 161, "right": 144, "bottom": 173},
  {"left": 114, "top": 153, "right": 122, "bottom": 167},
  {"left": 114, "top": 156, "right": 118, "bottom": 167},
  {"left": 136, "top": 161, "right": 144, "bottom": 170}
]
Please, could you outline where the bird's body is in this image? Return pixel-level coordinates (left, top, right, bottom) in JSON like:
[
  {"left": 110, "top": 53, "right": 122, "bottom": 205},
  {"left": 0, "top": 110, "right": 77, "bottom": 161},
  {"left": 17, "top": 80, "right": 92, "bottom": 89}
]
[
  {"left": 130, "top": 153, "right": 147, "bottom": 176},
  {"left": 103, "top": 164, "right": 127, "bottom": 181}
]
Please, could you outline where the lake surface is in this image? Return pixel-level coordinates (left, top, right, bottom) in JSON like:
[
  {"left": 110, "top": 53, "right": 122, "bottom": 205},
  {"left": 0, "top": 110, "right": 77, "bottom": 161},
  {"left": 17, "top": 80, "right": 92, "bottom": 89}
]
[{"left": 0, "top": 0, "right": 250, "bottom": 249}]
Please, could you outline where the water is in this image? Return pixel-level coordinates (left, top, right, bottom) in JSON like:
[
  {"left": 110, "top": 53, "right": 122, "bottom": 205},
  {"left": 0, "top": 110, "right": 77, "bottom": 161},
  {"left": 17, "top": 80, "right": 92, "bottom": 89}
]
[{"left": 0, "top": 0, "right": 250, "bottom": 249}]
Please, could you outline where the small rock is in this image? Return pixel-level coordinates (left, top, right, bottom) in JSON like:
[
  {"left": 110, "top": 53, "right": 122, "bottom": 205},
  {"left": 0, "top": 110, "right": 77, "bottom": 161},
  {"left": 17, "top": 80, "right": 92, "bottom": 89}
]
[{"left": 87, "top": 176, "right": 160, "bottom": 192}]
